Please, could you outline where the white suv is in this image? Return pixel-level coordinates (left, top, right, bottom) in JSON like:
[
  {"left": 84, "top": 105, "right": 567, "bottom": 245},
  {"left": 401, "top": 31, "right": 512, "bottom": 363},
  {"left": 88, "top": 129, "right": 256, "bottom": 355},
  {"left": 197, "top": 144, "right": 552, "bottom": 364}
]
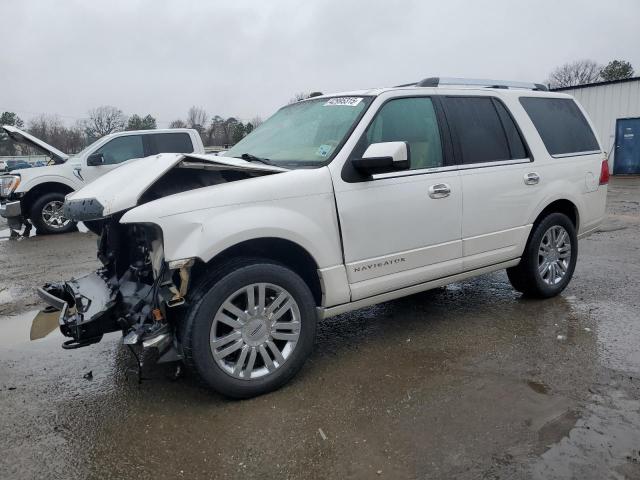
[{"left": 39, "top": 77, "right": 609, "bottom": 398}]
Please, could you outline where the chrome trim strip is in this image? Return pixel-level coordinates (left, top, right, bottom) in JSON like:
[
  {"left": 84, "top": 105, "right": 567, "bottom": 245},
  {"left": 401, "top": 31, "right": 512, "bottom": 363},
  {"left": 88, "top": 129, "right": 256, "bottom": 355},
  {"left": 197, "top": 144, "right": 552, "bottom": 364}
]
[
  {"left": 371, "top": 158, "right": 532, "bottom": 180},
  {"left": 552, "top": 150, "right": 601, "bottom": 159}
]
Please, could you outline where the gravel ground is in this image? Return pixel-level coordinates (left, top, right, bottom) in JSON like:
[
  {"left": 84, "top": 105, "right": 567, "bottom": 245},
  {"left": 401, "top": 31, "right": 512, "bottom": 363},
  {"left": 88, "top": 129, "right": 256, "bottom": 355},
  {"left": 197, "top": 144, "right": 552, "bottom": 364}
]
[{"left": 0, "top": 177, "right": 639, "bottom": 480}]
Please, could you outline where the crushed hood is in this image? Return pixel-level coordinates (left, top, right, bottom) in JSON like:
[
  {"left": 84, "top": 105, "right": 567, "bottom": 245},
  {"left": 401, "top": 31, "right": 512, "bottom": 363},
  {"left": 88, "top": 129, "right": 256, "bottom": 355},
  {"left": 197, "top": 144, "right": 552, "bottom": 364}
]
[
  {"left": 64, "top": 153, "right": 287, "bottom": 220},
  {"left": 2, "top": 125, "right": 69, "bottom": 163}
]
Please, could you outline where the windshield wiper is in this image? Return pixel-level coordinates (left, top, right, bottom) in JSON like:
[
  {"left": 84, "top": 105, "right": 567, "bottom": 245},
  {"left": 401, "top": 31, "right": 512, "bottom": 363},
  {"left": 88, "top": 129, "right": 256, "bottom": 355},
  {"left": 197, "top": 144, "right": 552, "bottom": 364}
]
[{"left": 240, "top": 153, "right": 275, "bottom": 166}]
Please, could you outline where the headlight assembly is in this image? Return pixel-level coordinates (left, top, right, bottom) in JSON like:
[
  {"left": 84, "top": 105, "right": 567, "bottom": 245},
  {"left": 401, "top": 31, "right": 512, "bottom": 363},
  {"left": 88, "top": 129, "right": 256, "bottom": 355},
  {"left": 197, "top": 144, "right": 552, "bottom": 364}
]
[{"left": 0, "top": 175, "right": 20, "bottom": 197}]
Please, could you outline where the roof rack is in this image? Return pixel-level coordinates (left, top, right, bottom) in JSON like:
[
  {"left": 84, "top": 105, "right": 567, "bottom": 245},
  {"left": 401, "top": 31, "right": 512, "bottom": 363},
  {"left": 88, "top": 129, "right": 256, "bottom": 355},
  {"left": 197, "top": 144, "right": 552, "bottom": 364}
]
[{"left": 395, "top": 77, "right": 548, "bottom": 91}]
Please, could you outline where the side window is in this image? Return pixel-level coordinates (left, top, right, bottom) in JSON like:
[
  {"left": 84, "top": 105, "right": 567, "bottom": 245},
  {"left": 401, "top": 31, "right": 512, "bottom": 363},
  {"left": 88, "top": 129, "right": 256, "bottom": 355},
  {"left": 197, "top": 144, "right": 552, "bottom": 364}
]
[
  {"left": 494, "top": 100, "right": 527, "bottom": 159},
  {"left": 519, "top": 97, "right": 599, "bottom": 155},
  {"left": 95, "top": 135, "right": 144, "bottom": 165},
  {"left": 445, "top": 97, "right": 524, "bottom": 164},
  {"left": 150, "top": 133, "right": 194, "bottom": 155},
  {"left": 352, "top": 97, "right": 443, "bottom": 170}
]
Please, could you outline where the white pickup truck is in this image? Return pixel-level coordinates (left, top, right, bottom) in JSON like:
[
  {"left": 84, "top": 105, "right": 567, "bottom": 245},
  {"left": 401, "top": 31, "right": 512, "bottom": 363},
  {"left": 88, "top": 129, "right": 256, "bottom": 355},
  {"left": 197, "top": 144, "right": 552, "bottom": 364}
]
[
  {"left": 0, "top": 126, "right": 204, "bottom": 234},
  {"left": 39, "top": 77, "right": 608, "bottom": 398}
]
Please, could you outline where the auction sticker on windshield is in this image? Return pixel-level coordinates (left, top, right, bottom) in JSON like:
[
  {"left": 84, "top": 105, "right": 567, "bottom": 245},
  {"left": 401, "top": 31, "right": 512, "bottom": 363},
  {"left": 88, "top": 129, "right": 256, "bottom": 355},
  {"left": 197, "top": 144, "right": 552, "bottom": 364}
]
[{"left": 324, "top": 97, "right": 363, "bottom": 107}]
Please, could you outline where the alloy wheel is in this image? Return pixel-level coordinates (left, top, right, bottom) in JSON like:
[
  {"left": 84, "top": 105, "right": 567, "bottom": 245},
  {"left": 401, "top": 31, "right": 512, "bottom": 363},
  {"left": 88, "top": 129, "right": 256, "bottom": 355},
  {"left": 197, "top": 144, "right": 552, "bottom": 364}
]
[
  {"left": 538, "top": 225, "right": 572, "bottom": 286},
  {"left": 41, "top": 200, "right": 71, "bottom": 229},
  {"left": 210, "top": 283, "right": 301, "bottom": 380}
]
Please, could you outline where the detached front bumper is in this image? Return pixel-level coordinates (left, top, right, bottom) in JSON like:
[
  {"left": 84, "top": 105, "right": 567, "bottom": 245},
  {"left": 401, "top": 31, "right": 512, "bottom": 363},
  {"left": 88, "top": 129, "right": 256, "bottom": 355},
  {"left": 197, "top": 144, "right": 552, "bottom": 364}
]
[
  {"left": 0, "top": 199, "right": 23, "bottom": 229},
  {"left": 38, "top": 271, "right": 120, "bottom": 349}
]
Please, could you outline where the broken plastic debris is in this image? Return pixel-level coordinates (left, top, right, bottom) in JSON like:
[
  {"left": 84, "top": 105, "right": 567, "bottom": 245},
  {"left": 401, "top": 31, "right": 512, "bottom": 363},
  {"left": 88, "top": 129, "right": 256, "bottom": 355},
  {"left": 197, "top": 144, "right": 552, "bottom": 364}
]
[
  {"left": 83, "top": 370, "right": 93, "bottom": 380},
  {"left": 584, "top": 327, "right": 591, "bottom": 332},
  {"left": 557, "top": 335, "right": 567, "bottom": 341},
  {"left": 318, "top": 428, "right": 327, "bottom": 441}
]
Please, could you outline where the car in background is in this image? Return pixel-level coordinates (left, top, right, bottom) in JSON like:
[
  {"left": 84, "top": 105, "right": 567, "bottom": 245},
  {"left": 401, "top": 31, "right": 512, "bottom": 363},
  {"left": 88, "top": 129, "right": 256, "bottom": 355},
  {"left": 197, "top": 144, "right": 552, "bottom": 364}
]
[{"left": 0, "top": 126, "right": 205, "bottom": 234}]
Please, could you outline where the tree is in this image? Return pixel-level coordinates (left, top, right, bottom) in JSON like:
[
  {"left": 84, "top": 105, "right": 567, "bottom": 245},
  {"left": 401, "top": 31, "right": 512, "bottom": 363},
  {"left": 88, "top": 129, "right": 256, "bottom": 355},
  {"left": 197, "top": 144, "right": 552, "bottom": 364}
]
[
  {"left": 547, "top": 59, "right": 602, "bottom": 88},
  {"left": 84, "top": 105, "right": 125, "bottom": 139},
  {"left": 169, "top": 119, "right": 187, "bottom": 128},
  {"left": 222, "top": 117, "right": 239, "bottom": 146},
  {"left": 245, "top": 122, "right": 254, "bottom": 135},
  {"left": 601, "top": 60, "right": 634, "bottom": 81},
  {"left": 288, "top": 92, "right": 309, "bottom": 104},
  {"left": 232, "top": 122, "right": 246, "bottom": 144},
  {"left": 26, "top": 115, "right": 86, "bottom": 154},
  {"left": 249, "top": 116, "right": 263, "bottom": 129},
  {"left": 126, "top": 114, "right": 157, "bottom": 130},
  {"left": 0, "top": 111, "right": 24, "bottom": 128},
  {"left": 186, "top": 106, "right": 207, "bottom": 132}
]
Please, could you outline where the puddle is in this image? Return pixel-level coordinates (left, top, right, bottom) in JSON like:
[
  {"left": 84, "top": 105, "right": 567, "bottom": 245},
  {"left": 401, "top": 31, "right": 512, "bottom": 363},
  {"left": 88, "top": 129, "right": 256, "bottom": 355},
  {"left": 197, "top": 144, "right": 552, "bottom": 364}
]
[{"left": 0, "top": 309, "right": 62, "bottom": 348}]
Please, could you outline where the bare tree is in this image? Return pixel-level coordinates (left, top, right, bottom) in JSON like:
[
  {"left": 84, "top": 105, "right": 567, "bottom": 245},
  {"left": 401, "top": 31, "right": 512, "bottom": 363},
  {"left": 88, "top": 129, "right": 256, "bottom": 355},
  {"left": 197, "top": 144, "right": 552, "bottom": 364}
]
[
  {"left": 249, "top": 115, "right": 263, "bottom": 129},
  {"left": 169, "top": 119, "right": 187, "bottom": 128},
  {"left": 288, "top": 92, "right": 309, "bottom": 104},
  {"left": 186, "top": 106, "right": 208, "bottom": 131},
  {"left": 84, "top": 106, "right": 125, "bottom": 139},
  {"left": 547, "top": 60, "right": 602, "bottom": 88},
  {"left": 27, "top": 115, "right": 86, "bottom": 154}
]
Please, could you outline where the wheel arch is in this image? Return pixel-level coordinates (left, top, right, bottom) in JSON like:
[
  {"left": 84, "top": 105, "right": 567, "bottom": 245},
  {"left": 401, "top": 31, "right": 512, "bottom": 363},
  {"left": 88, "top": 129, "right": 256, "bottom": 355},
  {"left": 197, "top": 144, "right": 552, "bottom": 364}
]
[
  {"left": 531, "top": 198, "right": 579, "bottom": 232},
  {"left": 22, "top": 182, "right": 75, "bottom": 217},
  {"left": 195, "top": 237, "right": 323, "bottom": 306}
]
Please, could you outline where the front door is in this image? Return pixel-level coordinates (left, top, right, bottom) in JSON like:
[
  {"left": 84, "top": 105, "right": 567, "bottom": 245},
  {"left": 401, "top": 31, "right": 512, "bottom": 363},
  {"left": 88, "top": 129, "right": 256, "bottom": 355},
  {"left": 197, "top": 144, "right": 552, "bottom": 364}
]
[
  {"left": 333, "top": 96, "right": 463, "bottom": 301},
  {"left": 81, "top": 134, "right": 145, "bottom": 183},
  {"left": 614, "top": 118, "right": 640, "bottom": 175}
]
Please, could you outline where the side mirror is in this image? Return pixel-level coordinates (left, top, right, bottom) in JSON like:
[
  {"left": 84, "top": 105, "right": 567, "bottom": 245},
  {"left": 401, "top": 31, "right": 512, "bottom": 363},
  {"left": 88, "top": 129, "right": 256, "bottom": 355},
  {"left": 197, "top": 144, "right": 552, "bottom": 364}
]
[
  {"left": 86, "top": 153, "right": 105, "bottom": 166},
  {"left": 351, "top": 142, "right": 410, "bottom": 174}
]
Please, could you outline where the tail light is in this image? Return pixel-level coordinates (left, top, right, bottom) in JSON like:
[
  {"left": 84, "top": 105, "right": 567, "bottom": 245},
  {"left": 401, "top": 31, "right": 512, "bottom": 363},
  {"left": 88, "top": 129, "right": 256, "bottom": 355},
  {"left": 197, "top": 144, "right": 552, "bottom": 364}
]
[{"left": 599, "top": 159, "right": 610, "bottom": 185}]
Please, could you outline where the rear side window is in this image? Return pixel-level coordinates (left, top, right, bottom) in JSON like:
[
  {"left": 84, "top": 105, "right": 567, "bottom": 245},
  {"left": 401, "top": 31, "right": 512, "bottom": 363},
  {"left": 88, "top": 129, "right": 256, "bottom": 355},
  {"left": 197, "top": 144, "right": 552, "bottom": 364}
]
[
  {"left": 150, "top": 133, "right": 194, "bottom": 155},
  {"left": 444, "top": 97, "right": 526, "bottom": 164},
  {"left": 519, "top": 97, "right": 599, "bottom": 156}
]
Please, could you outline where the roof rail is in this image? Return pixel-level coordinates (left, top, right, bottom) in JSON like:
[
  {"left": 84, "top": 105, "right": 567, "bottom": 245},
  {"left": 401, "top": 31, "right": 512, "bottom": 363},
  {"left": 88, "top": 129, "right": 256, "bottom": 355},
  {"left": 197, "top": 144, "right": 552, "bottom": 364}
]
[{"left": 395, "top": 77, "right": 548, "bottom": 91}]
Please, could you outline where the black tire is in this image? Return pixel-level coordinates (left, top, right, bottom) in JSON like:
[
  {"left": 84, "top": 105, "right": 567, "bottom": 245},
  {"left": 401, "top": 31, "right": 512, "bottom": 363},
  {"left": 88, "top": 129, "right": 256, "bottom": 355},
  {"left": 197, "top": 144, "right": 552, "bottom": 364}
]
[
  {"left": 507, "top": 212, "right": 578, "bottom": 298},
  {"left": 180, "top": 258, "right": 317, "bottom": 399},
  {"left": 30, "top": 192, "right": 77, "bottom": 235}
]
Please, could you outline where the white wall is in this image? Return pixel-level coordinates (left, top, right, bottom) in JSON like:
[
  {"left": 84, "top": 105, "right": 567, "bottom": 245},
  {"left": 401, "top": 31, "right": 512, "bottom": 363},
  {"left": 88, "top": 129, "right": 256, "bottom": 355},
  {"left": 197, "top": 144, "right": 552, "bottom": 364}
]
[{"left": 559, "top": 79, "right": 640, "bottom": 169}]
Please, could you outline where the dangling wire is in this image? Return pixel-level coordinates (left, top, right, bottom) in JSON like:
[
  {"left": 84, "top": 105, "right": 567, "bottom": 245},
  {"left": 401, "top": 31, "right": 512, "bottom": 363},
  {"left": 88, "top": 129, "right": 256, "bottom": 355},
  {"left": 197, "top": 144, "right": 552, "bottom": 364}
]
[{"left": 126, "top": 344, "right": 143, "bottom": 384}]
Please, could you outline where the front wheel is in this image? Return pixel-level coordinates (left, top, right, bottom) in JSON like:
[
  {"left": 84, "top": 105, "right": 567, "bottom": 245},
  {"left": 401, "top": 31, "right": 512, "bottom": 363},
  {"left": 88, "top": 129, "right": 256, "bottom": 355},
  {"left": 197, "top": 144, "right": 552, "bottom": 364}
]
[
  {"left": 30, "top": 192, "right": 77, "bottom": 235},
  {"left": 507, "top": 212, "right": 578, "bottom": 298},
  {"left": 181, "top": 259, "right": 317, "bottom": 398}
]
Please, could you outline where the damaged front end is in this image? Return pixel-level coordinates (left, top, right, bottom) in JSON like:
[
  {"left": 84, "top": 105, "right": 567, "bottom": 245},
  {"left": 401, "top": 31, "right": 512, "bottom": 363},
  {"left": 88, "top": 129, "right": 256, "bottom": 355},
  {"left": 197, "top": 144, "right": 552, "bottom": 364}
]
[
  {"left": 36, "top": 153, "right": 285, "bottom": 362},
  {"left": 38, "top": 220, "right": 191, "bottom": 360}
]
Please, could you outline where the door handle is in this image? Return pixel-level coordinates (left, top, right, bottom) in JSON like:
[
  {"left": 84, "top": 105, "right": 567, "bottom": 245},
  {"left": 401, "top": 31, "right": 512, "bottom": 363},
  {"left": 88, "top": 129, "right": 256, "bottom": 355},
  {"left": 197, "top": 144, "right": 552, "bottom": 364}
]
[
  {"left": 428, "top": 183, "right": 451, "bottom": 199},
  {"left": 524, "top": 172, "right": 540, "bottom": 185}
]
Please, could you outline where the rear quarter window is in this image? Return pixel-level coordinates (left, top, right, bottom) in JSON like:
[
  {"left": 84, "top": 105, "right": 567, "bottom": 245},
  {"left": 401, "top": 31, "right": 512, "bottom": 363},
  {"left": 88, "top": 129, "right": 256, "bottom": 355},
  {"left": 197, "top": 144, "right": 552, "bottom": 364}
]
[
  {"left": 150, "top": 133, "right": 194, "bottom": 154},
  {"left": 519, "top": 97, "right": 599, "bottom": 156}
]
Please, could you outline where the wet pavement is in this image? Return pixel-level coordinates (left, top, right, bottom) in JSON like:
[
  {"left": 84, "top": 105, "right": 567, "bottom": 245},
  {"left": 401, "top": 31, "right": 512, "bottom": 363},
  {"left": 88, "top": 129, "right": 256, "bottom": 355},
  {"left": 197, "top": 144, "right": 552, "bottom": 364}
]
[{"left": 1, "top": 177, "right": 639, "bottom": 479}]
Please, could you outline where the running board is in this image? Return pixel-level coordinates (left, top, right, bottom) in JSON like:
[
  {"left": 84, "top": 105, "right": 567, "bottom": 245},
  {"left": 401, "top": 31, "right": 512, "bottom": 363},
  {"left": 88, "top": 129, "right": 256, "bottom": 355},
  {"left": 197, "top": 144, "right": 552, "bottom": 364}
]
[{"left": 317, "top": 258, "right": 520, "bottom": 319}]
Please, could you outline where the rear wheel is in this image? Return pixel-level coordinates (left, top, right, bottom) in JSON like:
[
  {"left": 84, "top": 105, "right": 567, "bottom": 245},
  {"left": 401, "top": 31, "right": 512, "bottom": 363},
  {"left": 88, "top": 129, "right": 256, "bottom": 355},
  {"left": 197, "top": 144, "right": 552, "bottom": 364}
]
[
  {"left": 507, "top": 212, "right": 577, "bottom": 298},
  {"left": 181, "top": 259, "right": 317, "bottom": 398},
  {"left": 30, "top": 192, "right": 77, "bottom": 235}
]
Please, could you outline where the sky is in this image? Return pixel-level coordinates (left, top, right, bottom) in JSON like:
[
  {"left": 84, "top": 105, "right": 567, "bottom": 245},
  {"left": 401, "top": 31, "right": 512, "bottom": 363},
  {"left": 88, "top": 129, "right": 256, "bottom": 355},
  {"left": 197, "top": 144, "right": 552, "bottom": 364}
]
[{"left": 1, "top": 0, "right": 639, "bottom": 128}]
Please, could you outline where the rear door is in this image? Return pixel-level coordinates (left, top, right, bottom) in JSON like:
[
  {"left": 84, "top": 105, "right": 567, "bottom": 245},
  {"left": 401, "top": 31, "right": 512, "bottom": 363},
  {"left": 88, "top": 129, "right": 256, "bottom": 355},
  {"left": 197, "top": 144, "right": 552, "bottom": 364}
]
[
  {"left": 443, "top": 96, "right": 534, "bottom": 270},
  {"left": 334, "top": 95, "right": 463, "bottom": 301}
]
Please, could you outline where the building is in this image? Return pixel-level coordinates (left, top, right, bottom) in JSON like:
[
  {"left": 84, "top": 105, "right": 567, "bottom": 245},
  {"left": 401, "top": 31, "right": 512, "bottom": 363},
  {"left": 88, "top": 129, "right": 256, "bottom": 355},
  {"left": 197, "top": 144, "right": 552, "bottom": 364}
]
[{"left": 553, "top": 77, "right": 640, "bottom": 174}]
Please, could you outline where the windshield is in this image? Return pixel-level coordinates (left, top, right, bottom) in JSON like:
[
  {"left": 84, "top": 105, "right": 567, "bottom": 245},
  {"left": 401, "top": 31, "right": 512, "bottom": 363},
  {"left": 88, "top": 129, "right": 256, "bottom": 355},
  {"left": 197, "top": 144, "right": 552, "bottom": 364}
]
[{"left": 226, "top": 96, "right": 372, "bottom": 167}]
